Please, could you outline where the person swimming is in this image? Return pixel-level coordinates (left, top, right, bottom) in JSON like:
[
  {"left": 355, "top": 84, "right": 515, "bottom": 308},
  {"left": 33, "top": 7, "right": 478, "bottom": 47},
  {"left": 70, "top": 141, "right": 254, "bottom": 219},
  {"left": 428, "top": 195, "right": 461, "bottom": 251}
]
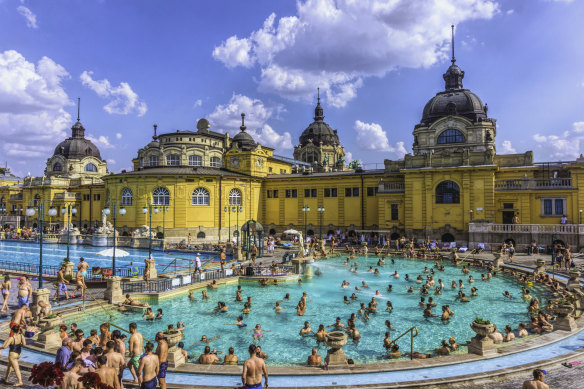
[
  {"left": 228, "top": 316, "right": 247, "bottom": 328},
  {"left": 274, "top": 301, "right": 283, "bottom": 313}
]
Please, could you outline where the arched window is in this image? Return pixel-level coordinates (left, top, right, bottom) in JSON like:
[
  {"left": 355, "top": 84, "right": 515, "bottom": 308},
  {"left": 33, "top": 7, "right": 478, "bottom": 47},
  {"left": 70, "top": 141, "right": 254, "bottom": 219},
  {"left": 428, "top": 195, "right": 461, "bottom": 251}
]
[
  {"left": 53, "top": 162, "right": 62, "bottom": 172},
  {"left": 229, "top": 189, "right": 242, "bottom": 206},
  {"left": 441, "top": 233, "right": 455, "bottom": 243},
  {"left": 189, "top": 155, "right": 202, "bottom": 167},
  {"left": 436, "top": 181, "right": 460, "bottom": 204},
  {"left": 192, "top": 188, "right": 210, "bottom": 205},
  {"left": 197, "top": 231, "right": 206, "bottom": 239},
  {"left": 152, "top": 187, "right": 170, "bottom": 205},
  {"left": 437, "top": 129, "right": 465, "bottom": 144},
  {"left": 121, "top": 188, "right": 133, "bottom": 206},
  {"left": 84, "top": 163, "right": 98, "bottom": 172},
  {"left": 149, "top": 155, "right": 159, "bottom": 167},
  {"left": 210, "top": 157, "right": 221, "bottom": 168},
  {"left": 33, "top": 194, "right": 41, "bottom": 207},
  {"left": 166, "top": 154, "right": 180, "bottom": 166}
]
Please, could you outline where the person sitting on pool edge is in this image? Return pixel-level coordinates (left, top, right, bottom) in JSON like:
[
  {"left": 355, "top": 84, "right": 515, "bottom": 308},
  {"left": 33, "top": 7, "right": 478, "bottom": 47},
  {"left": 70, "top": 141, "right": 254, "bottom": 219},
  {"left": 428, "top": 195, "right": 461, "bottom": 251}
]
[
  {"left": 387, "top": 344, "right": 401, "bottom": 359},
  {"left": 307, "top": 348, "right": 322, "bottom": 367},
  {"left": 223, "top": 347, "right": 238, "bottom": 365},
  {"left": 198, "top": 345, "right": 220, "bottom": 364}
]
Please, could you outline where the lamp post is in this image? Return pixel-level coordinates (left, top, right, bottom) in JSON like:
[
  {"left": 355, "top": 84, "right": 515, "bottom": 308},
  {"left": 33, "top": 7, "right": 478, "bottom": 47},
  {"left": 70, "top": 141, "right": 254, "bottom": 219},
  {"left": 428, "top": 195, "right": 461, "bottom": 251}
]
[
  {"left": 142, "top": 204, "right": 159, "bottom": 259},
  {"left": 302, "top": 205, "right": 310, "bottom": 241},
  {"left": 317, "top": 206, "right": 325, "bottom": 239},
  {"left": 25, "top": 200, "right": 58, "bottom": 288},
  {"left": 235, "top": 206, "right": 243, "bottom": 247},
  {"left": 161, "top": 206, "right": 169, "bottom": 252},
  {"left": 469, "top": 209, "right": 473, "bottom": 222},
  {"left": 224, "top": 206, "right": 232, "bottom": 243},
  {"left": 61, "top": 204, "right": 77, "bottom": 260},
  {"left": 103, "top": 201, "right": 126, "bottom": 275},
  {"left": 579, "top": 209, "right": 582, "bottom": 225}
]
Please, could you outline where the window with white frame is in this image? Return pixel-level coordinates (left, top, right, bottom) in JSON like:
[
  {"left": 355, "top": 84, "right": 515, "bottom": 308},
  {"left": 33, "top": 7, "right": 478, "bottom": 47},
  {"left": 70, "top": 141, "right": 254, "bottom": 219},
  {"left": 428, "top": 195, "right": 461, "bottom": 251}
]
[
  {"left": 189, "top": 155, "right": 202, "bottom": 167},
  {"left": 166, "top": 154, "right": 180, "bottom": 166},
  {"left": 149, "top": 155, "right": 159, "bottom": 166},
  {"left": 542, "top": 198, "right": 565, "bottom": 216},
  {"left": 229, "top": 189, "right": 242, "bottom": 206},
  {"left": 192, "top": 188, "right": 210, "bottom": 205},
  {"left": 210, "top": 156, "right": 221, "bottom": 168},
  {"left": 153, "top": 187, "right": 170, "bottom": 205},
  {"left": 121, "top": 188, "right": 133, "bottom": 206}
]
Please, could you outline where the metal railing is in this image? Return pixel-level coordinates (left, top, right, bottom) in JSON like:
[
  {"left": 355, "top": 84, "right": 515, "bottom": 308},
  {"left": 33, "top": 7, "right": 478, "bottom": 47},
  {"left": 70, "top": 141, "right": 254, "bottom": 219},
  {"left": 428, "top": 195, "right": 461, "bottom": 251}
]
[
  {"left": 377, "top": 181, "right": 405, "bottom": 193},
  {"left": 495, "top": 177, "right": 572, "bottom": 191},
  {"left": 469, "top": 223, "right": 584, "bottom": 235},
  {"left": 387, "top": 326, "right": 418, "bottom": 360}
]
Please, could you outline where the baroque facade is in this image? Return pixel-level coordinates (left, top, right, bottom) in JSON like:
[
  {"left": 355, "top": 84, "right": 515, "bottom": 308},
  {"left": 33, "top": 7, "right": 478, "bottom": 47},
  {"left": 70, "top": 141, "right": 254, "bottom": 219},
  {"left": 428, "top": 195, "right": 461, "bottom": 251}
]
[{"left": 2, "top": 55, "right": 584, "bottom": 248}]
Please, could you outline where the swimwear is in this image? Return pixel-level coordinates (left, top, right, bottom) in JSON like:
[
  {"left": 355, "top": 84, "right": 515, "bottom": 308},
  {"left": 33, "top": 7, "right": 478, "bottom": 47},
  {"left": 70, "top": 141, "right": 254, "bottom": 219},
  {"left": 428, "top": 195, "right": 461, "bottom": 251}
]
[
  {"left": 238, "top": 324, "right": 247, "bottom": 328},
  {"left": 140, "top": 377, "right": 157, "bottom": 389},
  {"left": 252, "top": 333, "right": 263, "bottom": 338},
  {"left": 246, "top": 383, "right": 262, "bottom": 389},
  {"left": 58, "top": 283, "right": 68, "bottom": 293},
  {"left": 81, "top": 270, "right": 87, "bottom": 277},
  {"left": 17, "top": 296, "right": 29, "bottom": 307},
  {"left": 158, "top": 361, "right": 168, "bottom": 378},
  {"left": 130, "top": 355, "right": 141, "bottom": 370}
]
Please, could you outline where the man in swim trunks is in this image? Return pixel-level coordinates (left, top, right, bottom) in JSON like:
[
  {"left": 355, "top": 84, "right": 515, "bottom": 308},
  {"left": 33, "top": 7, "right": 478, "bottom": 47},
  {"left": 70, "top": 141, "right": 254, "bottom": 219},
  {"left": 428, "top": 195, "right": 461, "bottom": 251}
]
[
  {"left": 522, "top": 369, "right": 549, "bottom": 389},
  {"left": 17, "top": 276, "right": 32, "bottom": 307},
  {"left": 155, "top": 332, "right": 169, "bottom": 389},
  {"left": 128, "top": 322, "right": 143, "bottom": 384},
  {"left": 53, "top": 266, "right": 70, "bottom": 302},
  {"left": 242, "top": 344, "right": 268, "bottom": 389},
  {"left": 137, "top": 342, "right": 158, "bottom": 389},
  {"left": 96, "top": 355, "right": 120, "bottom": 389}
]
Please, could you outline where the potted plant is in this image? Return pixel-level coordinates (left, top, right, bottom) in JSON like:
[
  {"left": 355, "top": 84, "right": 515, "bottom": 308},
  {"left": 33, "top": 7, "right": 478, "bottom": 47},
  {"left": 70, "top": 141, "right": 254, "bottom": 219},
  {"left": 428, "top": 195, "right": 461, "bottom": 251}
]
[
  {"left": 470, "top": 317, "right": 494, "bottom": 337},
  {"left": 163, "top": 330, "right": 184, "bottom": 349},
  {"left": 29, "top": 361, "right": 65, "bottom": 388},
  {"left": 38, "top": 314, "right": 64, "bottom": 333},
  {"left": 325, "top": 331, "right": 348, "bottom": 349}
]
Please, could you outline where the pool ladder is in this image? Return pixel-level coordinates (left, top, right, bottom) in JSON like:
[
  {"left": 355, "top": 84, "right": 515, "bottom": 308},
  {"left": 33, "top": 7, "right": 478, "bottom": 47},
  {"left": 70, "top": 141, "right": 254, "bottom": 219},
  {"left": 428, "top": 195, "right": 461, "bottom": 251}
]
[{"left": 388, "top": 326, "right": 418, "bottom": 360}]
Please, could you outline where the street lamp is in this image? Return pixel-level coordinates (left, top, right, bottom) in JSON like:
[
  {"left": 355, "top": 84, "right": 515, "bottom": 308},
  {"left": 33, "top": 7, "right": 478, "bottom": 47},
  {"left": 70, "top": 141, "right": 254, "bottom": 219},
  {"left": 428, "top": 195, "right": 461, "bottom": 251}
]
[
  {"left": 579, "top": 209, "right": 582, "bottom": 225},
  {"left": 302, "top": 205, "right": 310, "bottom": 241},
  {"left": 161, "top": 206, "right": 169, "bottom": 252},
  {"left": 317, "top": 206, "right": 325, "bottom": 239},
  {"left": 61, "top": 204, "right": 77, "bottom": 260},
  {"left": 469, "top": 209, "right": 473, "bottom": 222},
  {"left": 224, "top": 206, "right": 232, "bottom": 243},
  {"left": 224, "top": 206, "right": 244, "bottom": 246},
  {"left": 25, "top": 201, "right": 58, "bottom": 288},
  {"left": 142, "top": 204, "right": 159, "bottom": 259},
  {"left": 103, "top": 202, "right": 126, "bottom": 275}
]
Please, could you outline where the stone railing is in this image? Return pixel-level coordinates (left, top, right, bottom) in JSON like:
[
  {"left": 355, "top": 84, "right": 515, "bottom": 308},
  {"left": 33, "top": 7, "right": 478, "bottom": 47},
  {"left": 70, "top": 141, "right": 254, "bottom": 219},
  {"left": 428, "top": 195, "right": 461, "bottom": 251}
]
[
  {"left": 469, "top": 223, "right": 584, "bottom": 235},
  {"left": 377, "top": 181, "right": 405, "bottom": 193},
  {"left": 53, "top": 191, "right": 80, "bottom": 200},
  {"left": 495, "top": 178, "right": 572, "bottom": 191}
]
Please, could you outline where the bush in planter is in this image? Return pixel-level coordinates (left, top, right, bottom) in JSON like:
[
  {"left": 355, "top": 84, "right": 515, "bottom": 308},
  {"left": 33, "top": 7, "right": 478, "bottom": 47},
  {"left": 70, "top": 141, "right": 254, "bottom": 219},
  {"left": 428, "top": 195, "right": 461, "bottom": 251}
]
[{"left": 474, "top": 317, "right": 491, "bottom": 325}]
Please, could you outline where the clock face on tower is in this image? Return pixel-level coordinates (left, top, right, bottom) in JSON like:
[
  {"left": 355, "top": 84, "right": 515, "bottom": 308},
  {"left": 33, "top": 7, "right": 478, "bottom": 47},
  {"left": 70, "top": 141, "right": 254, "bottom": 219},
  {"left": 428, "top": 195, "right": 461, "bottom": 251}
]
[
  {"left": 230, "top": 157, "right": 240, "bottom": 168},
  {"left": 256, "top": 157, "right": 263, "bottom": 167}
]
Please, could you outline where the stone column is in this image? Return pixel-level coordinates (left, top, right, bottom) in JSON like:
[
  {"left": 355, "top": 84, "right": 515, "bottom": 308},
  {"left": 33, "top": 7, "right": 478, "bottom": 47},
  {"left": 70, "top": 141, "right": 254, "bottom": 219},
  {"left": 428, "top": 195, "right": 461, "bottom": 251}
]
[
  {"left": 534, "top": 258, "right": 546, "bottom": 275},
  {"left": 30, "top": 288, "right": 51, "bottom": 321},
  {"left": 105, "top": 276, "right": 123, "bottom": 304},
  {"left": 324, "top": 332, "right": 349, "bottom": 367},
  {"left": 492, "top": 253, "right": 504, "bottom": 269},
  {"left": 145, "top": 258, "right": 157, "bottom": 279},
  {"left": 553, "top": 305, "right": 577, "bottom": 332}
]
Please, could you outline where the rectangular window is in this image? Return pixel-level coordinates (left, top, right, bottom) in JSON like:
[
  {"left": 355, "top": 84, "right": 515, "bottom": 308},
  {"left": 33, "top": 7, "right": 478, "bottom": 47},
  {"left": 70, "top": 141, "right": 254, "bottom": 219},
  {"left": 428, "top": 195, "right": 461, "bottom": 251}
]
[
  {"left": 292, "top": 189, "right": 297, "bottom": 198},
  {"left": 83, "top": 194, "right": 90, "bottom": 201},
  {"left": 149, "top": 155, "right": 158, "bottom": 167},
  {"left": 269, "top": 167, "right": 273, "bottom": 173},
  {"left": 331, "top": 188, "right": 337, "bottom": 197},
  {"left": 503, "top": 203, "right": 514, "bottom": 209},
  {"left": 273, "top": 190, "right": 278, "bottom": 198},
  {"left": 367, "top": 187, "right": 377, "bottom": 196},
  {"left": 286, "top": 189, "right": 291, "bottom": 198},
  {"left": 280, "top": 169, "right": 286, "bottom": 174},
  {"left": 353, "top": 187, "right": 359, "bottom": 197},
  {"left": 267, "top": 190, "right": 272, "bottom": 198},
  {"left": 543, "top": 199, "right": 552, "bottom": 215},
  {"left": 555, "top": 199, "right": 564, "bottom": 215},
  {"left": 324, "top": 188, "right": 330, "bottom": 197},
  {"left": 391, "top": 204, "right": 399, "bottom": 220},
  {"left": 311, "top": 188, "right": 317, "bottom": 198},
  {"left": 305, "top": 189, "right": 310, "bottom": 198},
  {"left": 93, "top": 194, "right": 100, "bottom": 201},
  {"left": 345, "top": 188, "right": 352, "bottom": 197}
]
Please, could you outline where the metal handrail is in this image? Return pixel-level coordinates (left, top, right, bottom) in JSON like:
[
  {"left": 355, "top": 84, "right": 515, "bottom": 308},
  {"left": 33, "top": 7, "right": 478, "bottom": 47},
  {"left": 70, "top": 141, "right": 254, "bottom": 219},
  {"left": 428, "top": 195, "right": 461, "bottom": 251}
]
[{"left": 388, "top": 326, "right": 418, "bottom": 360}]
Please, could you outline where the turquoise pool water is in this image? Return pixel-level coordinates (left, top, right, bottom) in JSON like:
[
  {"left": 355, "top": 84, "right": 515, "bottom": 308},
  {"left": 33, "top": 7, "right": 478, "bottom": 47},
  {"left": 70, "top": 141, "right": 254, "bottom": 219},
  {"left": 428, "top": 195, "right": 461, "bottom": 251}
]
[
  {"left": 0, "top": 240, "right": 221, "bottom": 270},
  {"left": 73, "top": 256, "right": 549, "bottom": 365}
]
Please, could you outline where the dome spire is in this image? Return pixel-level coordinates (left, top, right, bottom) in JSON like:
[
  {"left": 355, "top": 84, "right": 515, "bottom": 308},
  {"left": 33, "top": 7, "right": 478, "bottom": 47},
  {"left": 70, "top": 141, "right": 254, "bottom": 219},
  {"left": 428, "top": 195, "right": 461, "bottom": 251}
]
[
  {"left": 153, "top": 124, "right": 158, "bottom": 140},
  {"left": 443, "top": 25, "right": 464, "bottom": 90},
  {"left": 314, "top": 87, "right": 324, "bottom": 122},
  {"left": 240, "top": 113, "right": 247, "bottom": 132},
  {"left": 451, "top": 24, "right": 455, "bottom": 65},
  {"left": 71, "top": 97, "right": 85, "bottom": 139}
]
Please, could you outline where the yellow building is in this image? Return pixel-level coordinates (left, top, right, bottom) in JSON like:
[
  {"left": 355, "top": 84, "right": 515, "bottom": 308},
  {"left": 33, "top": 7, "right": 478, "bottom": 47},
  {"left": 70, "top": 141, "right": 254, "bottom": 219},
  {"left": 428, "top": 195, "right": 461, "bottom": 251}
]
[{"left": 3, "top": 55, "right": 584, "bottom": 249}]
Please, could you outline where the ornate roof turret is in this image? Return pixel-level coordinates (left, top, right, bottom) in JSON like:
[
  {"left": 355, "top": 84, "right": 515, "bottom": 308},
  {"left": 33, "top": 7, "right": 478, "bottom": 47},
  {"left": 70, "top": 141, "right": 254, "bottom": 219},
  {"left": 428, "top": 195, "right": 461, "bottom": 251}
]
[
  {"left": 232, "top": 113, "right": 256, "bottom": 151},
  {"left": 314, "top": 87, "right": 324, "bottom": 121},
  {"left": 53, "top": 98, "right": 102, "bottom": 159},
  {"left": 298, "top": 90, "right": 340, "bottom": 147}
]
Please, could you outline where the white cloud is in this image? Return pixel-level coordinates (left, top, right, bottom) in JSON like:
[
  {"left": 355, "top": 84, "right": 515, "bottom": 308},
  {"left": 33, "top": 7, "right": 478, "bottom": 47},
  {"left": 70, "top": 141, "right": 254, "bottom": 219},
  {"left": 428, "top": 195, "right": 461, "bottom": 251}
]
[
  {"left": 80, "top": 71, "right": 147, "bottom": 116},
  {"left": 499, "top": 140, "right": 516, "bottom": 153},
  {"left": 207, "top": 93, "right": 292, "bottom": 150},
  {"left": 107, "top": 159, "right": 116, "bottom": 165},
  {"left": 345, "top": 151, "right": 353, "bottom": 163},
  {"left": 213, "top": 0, "right": 500, "bottom": 107},
  {"left": 0, "top": 50, "right": 72, "bottom": 175},
  {"left": 115, "top": 132, "right": 122, "bottom": 139},
  {"left": 17, "top": 6, "right": 37, "bottom": 29},
  {"left": 532, "top": 121, "right": 584, "bottom": 160},
  {"left": 87, "top": 134, "right": 114, "bottom": 149},
  {"left": 193, "top": 99, "right": 202, "bottom": 108},
  {"left": 506, "top": 9, "right": 514, "bottom": 14},
  {"left": 353, "top": 120, "right": 407, "bottom": 158}
]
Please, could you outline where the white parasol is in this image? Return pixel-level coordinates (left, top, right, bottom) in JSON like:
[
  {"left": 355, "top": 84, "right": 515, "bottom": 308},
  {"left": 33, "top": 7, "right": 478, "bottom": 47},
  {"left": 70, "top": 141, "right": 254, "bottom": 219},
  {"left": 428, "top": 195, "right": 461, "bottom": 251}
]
[
  {"left": 97, "top": 248, "right": 131, "bottom": 257},
  {"left": 283, "top": 229, "right": 299, "bottom": 235}
]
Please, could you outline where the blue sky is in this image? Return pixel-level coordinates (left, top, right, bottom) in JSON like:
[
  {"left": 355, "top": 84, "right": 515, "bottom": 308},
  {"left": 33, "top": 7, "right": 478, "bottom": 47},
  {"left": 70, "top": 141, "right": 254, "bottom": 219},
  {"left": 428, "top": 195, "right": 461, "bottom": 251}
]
[{"left": 1, "top": 0, "right": 583, "bottom": 176}]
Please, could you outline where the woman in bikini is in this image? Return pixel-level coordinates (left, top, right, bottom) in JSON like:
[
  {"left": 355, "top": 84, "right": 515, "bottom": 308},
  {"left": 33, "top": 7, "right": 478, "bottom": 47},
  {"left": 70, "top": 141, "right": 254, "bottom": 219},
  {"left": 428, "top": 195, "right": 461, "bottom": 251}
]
[
  {"left": 0, "top": 324, "right": 25, "bottom": 386},
  {"left": 1, "top": 275, "right": 11, "bottom": 313}
]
